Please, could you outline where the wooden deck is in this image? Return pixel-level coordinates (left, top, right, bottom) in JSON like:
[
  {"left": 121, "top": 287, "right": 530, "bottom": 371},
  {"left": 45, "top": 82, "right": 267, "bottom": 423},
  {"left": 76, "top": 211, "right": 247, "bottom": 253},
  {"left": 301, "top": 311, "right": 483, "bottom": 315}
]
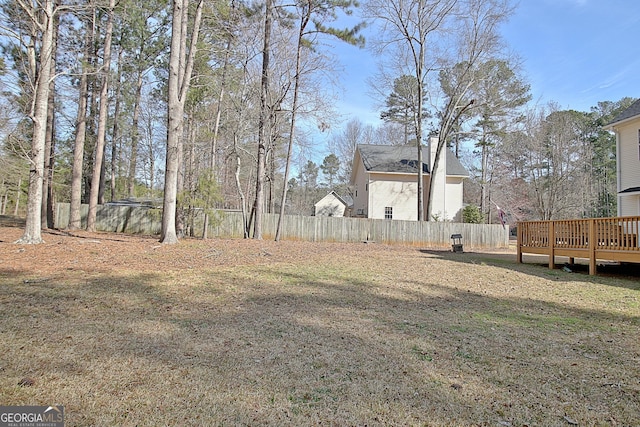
[{"left": 517, "top": 216, "right": 640, "bottom": 275}]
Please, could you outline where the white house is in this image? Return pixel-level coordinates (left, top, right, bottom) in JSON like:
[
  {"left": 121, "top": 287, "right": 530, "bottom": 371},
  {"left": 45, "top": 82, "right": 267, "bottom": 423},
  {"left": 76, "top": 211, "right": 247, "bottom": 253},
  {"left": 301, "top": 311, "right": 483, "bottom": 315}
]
[
  {"left": 604, "top": 99, "right": 640, "bottom": 216},
  {"left": 314, "top": 191, "right": 349, "bottom": 217},
  {"left": 350, "top": 137, "right": 469, "bottom": 221}
]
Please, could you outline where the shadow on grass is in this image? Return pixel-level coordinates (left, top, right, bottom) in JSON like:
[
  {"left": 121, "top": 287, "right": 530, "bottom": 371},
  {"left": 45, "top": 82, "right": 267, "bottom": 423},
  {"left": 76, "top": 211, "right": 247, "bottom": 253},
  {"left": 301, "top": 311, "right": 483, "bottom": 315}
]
[
  {"left": 419, "top": 248, "right": 640, "bottom": 291},
  {"left": 1, "top": 263, "right": 638, "bottom": 425}
]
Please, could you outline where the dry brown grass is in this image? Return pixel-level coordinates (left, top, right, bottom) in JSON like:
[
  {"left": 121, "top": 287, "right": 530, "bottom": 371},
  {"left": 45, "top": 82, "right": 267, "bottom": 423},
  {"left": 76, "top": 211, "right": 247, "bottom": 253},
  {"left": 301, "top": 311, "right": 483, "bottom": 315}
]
[{"left": 0, "top": 225, "right": 639, "bottom": 426}]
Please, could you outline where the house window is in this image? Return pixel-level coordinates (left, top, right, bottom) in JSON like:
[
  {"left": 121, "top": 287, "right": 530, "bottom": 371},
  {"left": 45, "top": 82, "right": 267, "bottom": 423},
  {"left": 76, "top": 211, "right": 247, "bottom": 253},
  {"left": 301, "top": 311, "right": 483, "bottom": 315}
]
[
  {"left": 638, "top": 129, "right": 640, "bottom": 160},
  {"left": 384, "top": 207, "right": 393, "bottom": 220}
]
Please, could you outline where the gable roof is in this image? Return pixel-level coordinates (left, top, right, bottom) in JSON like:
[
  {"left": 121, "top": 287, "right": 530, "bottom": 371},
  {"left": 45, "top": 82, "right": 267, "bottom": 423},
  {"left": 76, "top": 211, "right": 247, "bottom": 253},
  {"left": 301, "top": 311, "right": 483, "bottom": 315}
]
[
  {"left": 315, "top": 190, "right": 349, "bottom": 207},
  {"left": 356, "top": 144, "right": 469, "bottom": 177},
  {"left": 606, "top": 98, "right": 640, "bottom": 128}
]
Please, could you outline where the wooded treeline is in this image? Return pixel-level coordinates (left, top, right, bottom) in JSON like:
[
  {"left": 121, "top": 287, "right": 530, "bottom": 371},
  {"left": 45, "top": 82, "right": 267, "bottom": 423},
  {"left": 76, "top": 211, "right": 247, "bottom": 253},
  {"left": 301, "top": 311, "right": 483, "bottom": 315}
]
[{"left": 0, "top": 0, "right": 634, "bottom": 243}]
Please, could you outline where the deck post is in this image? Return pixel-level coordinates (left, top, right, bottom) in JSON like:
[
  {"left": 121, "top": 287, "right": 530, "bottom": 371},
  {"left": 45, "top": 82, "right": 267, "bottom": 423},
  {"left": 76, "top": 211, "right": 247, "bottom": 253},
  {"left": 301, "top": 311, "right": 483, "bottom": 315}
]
[
  {"left": 588, "top": 219, "right": 596, "bottom": 275},
  {"left": 548, "top": 220, "right": 555, "bottom": 270},
  {"left": 516, "top": 222, "right": 522, "bottom": 263}
]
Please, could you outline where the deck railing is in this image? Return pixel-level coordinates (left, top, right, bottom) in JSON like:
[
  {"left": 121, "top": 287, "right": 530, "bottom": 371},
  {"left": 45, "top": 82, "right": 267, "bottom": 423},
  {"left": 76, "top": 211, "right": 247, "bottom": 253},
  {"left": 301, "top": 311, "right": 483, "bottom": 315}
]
[{"left": 517, "top": 216, "right": 640, "bottom": 275}]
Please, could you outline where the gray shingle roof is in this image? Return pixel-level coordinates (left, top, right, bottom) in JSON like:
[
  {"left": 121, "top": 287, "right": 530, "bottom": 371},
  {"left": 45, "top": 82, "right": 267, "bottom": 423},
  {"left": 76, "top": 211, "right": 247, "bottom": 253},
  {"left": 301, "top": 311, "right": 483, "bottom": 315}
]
[
  {"left": 608, "top": 98, "right": 640, "bottom": 126},
  {"left": 357, "top": 144, "right": 469, "bottom": 177}
]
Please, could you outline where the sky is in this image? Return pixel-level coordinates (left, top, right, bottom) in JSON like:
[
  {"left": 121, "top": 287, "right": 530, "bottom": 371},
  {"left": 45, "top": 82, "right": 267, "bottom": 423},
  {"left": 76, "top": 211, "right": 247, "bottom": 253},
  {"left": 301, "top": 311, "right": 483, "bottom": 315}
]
[{"left": 328, "top": 0, "right": 640, "bottom": 129}]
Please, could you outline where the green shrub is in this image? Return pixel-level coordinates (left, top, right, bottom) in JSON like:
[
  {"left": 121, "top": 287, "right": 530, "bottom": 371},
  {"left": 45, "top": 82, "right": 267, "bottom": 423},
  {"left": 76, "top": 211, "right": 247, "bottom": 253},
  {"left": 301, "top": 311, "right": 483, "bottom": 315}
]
[{"left": 462, "top": 204, "right": 483, "bottom": 224}]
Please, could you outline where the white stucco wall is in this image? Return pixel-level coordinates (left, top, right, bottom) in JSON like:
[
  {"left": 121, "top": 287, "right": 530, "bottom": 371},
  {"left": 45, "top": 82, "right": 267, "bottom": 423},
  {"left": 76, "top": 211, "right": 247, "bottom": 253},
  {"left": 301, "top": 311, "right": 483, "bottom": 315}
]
[
  {"left": 368, "top": 173, "right": 418, "bottom": 220},
  {"left": 428, "top": 136, "right": 450, "bottom": 220},
  {"left": 444, "top": 177, "right": 465, "bottom": 221},
  {"left": 351, "top": 153, "right": 369, "bottom": 217}
]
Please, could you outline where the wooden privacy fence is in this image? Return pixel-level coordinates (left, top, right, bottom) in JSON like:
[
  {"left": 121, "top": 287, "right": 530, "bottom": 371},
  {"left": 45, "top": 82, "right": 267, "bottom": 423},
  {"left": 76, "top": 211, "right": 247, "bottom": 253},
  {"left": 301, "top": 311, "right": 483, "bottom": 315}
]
[
  {"left": 55, "top": 203, "right": 509, "bottom": 249},
  {"left": 212, "top": 212, "right": 509, "bottom": 248},
  {"left": 55, "top": 203, "right": 162, "bottom": 234},
  {"left": 517, "top": 216, "right": 640, "bottom": 275}
]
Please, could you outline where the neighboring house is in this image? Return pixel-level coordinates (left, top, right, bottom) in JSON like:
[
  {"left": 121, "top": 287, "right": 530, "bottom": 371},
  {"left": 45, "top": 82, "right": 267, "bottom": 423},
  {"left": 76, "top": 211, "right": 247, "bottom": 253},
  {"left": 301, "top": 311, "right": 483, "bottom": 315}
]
[
  {"left": 604, "top": 99, "right": 640, "bottom": 216},
  {"left": 350, "top": 137, "right": 469, "bottom": 221},
  {"left": 314, "top": 191, "right": 349, "bottom": 217}
]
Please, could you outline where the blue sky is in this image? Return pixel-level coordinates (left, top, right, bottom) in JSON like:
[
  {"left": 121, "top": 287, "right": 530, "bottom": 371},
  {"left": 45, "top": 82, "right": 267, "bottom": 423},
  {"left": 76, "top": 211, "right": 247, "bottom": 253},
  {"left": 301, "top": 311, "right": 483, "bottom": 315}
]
[
  {"left": 329, "top": 0, "right": 640, "bottom": 128},
  {"left": 502, "top": 0, "right": 640, "bottom": 111}
]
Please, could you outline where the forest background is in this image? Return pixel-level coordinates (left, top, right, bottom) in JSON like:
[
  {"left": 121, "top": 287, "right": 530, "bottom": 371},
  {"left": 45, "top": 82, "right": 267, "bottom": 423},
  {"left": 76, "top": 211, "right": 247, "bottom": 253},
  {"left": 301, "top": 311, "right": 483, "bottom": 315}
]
[{"left": 0, "top": 0, "right": 636, "bottom": 243}]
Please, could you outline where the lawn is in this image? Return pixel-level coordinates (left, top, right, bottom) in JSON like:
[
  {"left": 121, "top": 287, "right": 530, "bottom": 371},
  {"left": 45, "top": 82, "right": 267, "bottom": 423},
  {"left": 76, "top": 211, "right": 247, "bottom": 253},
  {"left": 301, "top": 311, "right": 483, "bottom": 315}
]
[{"left": 0, "top": 226, "right": 638, "bottom": 426}]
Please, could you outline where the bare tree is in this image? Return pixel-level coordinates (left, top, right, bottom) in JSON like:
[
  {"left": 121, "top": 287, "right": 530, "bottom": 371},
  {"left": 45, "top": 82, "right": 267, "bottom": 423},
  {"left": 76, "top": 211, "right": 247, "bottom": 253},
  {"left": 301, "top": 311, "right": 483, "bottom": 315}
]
[
  {"left": 366, "top": 0, "right": 514, "bottom": 221},
  {"left": 498, "top": 104, "right": 590, "bottom": 221},
  {"left": 86, "top": 0, "right": 115, "bottom": 232},
  {"left": 13, "top": 0, "right": 56, "bottom": 244},
  {"left": 365, "top": 0, "right": 457, "bottom": 221},
  {"left": 252, "top": 0, "right": 273, "bottom": 240},
  {"left": 68, "top": 9, "right": 94, "bottom": 230},
  {"left": 160, "top": 0, "right": 204, "bottom": 243},
  {"left": 41, "top": 4, "right": 59, "bottom": 230},
  {"left": 274, "top": 0, "right": 364, "bottom": 241},
  {"left": 328, "top": 117, "right": 376, "bottom": 183},
  {"left": 427, "top": 0, "right": 514, "bottom": 221}
]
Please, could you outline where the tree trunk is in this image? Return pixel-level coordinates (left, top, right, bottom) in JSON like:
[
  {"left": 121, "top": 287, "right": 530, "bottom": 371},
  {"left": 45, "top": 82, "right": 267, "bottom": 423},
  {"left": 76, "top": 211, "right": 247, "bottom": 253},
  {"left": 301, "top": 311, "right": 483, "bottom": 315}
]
[
  {"left": 86, "top": 0, "right": 114, "bottom": 232},
  {"left": 45, "top": 127, "right": 56, "bottom": 228},
  {"left": 68, "top": 19, "right": 91, "bottom": 230},
  {"left": 41, "top": 88, "right": 55, "bottom": 229},
  {"left": 210, "top": 35, "right": 232, "bottom": 172},
  {"left": 233, "top": 139, "right": 248, "bottom": 239},
  {"left": 147, "top": 110, "right": 155, "bottom": 194},
  {"left": 98, "top": 146, "right": 107, "bottom": 204},
  {"left": 276, "top": 8, "right": 308, "bottom": 241},
  {"left": 416, "top": 45, "right": 425, "bottom": 222},
  {"left": 128, "top": 70, "right": 143, "bottom": 196},
  {"left": 161, "top": 0, "right": 186, "bottom": 244},
  {"left": 42, "top": 11, "right": 58, "bottom": 230},
  {"left": 17, "top": 0, "right": 55, "bottom": 244},
  {"left": 160, "top": 0, "right": 203, "bottom": 244},
  {"left": 253, "top": 0, "right": 273, "bottom": 240},
  {"left": 13, "top": 177, "right": 22, "bottom": 216},
  {"left": 481, "top": 141, "right": 488, "bottom": 221},
  {"left": 110, "top": 46, "right": 123, "bottom": 202}
]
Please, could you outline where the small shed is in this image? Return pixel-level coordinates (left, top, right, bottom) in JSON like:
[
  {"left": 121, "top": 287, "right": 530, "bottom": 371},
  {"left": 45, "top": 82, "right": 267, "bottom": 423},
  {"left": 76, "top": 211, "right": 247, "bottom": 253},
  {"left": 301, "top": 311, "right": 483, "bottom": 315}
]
[{"left": 314, "top": 191, "right": 349, "bottom": 217}]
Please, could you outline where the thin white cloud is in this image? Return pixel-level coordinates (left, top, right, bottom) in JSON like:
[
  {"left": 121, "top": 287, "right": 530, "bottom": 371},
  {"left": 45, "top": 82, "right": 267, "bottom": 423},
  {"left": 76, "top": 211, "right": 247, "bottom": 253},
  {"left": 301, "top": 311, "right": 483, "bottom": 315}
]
[{"left": 596, "top": 59, "right": 640, "bottom": 91}]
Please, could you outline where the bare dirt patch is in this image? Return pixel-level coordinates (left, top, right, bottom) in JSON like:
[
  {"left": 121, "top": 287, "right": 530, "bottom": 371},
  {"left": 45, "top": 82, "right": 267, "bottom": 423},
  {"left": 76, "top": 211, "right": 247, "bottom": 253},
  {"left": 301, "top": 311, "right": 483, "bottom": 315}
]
[{"left": 1, "top": 224, "right": 639, "bottom": 426}]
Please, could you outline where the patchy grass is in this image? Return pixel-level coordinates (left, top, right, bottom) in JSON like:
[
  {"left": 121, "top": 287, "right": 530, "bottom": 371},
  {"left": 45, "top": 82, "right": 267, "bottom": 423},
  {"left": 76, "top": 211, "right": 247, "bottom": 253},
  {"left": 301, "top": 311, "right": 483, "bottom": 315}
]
[{"left": 0, "top": 226, "right": 639, "bottom": 426}]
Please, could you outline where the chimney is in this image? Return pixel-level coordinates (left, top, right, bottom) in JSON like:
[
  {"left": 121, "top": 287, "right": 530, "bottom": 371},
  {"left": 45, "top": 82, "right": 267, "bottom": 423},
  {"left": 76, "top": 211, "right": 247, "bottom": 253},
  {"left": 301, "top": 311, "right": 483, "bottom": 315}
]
[{"left": 429, "top": 136, "right": 439, "bottom": 172}]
